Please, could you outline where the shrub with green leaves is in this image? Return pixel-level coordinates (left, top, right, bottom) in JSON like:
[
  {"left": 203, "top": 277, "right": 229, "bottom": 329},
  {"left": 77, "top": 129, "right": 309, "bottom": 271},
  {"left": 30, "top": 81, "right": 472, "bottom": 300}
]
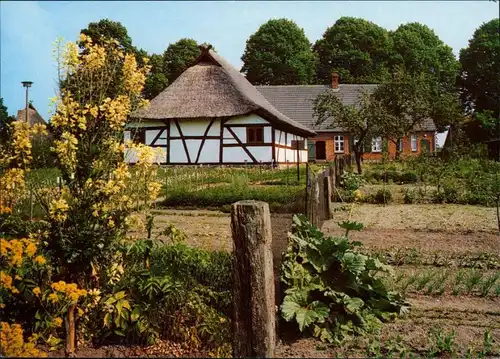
[
  {"left": 402, "top": 188, "right": 416, "bottom": 204},
  {"left": 280, "top": 215, "right": 410, "bottom": 344},
  {"left": 400, "top": 171, "right": 418, "bottom": 184},
  {"left": 341, "top": 172, "right": 365, "bottom": 191},
  {"left": 375, "top": 189, "right": 393, "bottom": 204}
]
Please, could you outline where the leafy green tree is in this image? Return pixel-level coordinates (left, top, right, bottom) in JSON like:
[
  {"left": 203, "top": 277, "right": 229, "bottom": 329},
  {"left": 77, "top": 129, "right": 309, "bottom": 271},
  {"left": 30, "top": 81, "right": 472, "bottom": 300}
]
[
  {"left": 143, "top": 54, "right": 169, "bottom": 100},
  {"left": 313, "top": 17, "right": 393, "bottom": 84},
  {"left": 374, "top": 68, "right": 462, "bottom": 142},
  {"left": 313, "top": 89, "right": 390, "bottom": 173},
  {"left": 459, "top": 19, "right": 500, "bottom": 141},
  {"left": 241, "top": 18, "right": 317, "bottom": 85},
  {"left": 163, "top": 38, "right": 200, "bottom": 84},
  {"left": 81, "top": 18, "right": 135, "bottom": 53},
  {"left": 0, "top": 98, "right": 15, "bottom": 147},
  {"left": 389, "top": 22, "right": 459, "bottom": 91}
]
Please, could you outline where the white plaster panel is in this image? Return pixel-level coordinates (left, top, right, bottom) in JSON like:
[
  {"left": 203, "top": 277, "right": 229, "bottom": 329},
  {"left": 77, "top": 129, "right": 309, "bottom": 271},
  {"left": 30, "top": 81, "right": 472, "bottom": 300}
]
[
  {"left": 170, "top": 123, "right": 179, "bottom": 137},
  {"left": 179, "top": 120, "right": 211, "bottom": 136},
  {"left": 124, "top": 131, "right": 131, "bottom": 141},
  {"left": 169, "top": 140, "right": 188, "bottom": 163},
  {"left": 153, "top": 148, "right": 167, "bottom": 164},
  {"left": 124, "top": 148, "right": 138, "bottom": 163},
  {"left": 224, "top": 127, "right": 246, "bottom": 143},
  {"left": 154, "top": 138, "right": 167, "bottom": 146},
  {"left": 185, "top": 139, "right": 202, "bottom": 161},
  {"left": 198, "top": 140, "right": 220, "bottom": 163},
  {"left": 264, "top": 127, "right": 272, "bottom": 143},
  {"left": 247, "top": 146, "right": 272, "bottom": 162},
  {"left": 225, "top": 114, "right": 269, "bottom": 125},
  {"left": 223, "top": 147, "right": 252, "bottom": 163},
  {"left": 146, "top": 130, "right": 160, "bottom": 145}
]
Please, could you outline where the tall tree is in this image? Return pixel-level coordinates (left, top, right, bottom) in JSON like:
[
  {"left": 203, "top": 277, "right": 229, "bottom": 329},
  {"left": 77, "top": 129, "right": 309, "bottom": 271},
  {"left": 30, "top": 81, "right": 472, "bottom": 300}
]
[
  {"left": 374, "top": 68, "right": 462, "bottom": 142},
  {"left": 162, "top": 38, "right": 200, "bottom": 84},
  {"left": 313, "top": 89, "right": 389, "bottom": 173},
  {"left": 389, "top": 22, "right": 459, "bottom": 91},
  {"left": 313, "top": 17, "right": 393, "bottom": 84},
  {"left": 241, "top": 18, "right": 317, "bottom": 85},
  {"left": 459, "top": 18, "right": 500, "bottom": 142},
  {"left": 143, "top": 54, "right": 168, "bottom": 100},
  {"left": 0, "top": 98, "right": 16, "bottom": 147}
]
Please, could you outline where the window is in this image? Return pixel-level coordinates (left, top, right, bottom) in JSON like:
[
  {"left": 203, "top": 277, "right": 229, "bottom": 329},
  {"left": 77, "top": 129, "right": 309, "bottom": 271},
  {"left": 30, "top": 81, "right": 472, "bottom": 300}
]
[
  {"left": 397, "top": 138, "right": 403, "bottom": 152},
  {"left": 411, "top": 134, "right": 418, "bottom": 152},
  {"left": 246, "top": 127, "right": 264, "bottom": 144},
  {"left": 131, "top": 128, "right": 146, "bottom": 144},
  {"left": 315, "top": 141, "right": 326, "bottom": 160},
  {"left": 334, "top": 135, "right": 344, "bottom": 153},
  {"left": 291, "top": 140, "right": 305, "bottom": 149},
  {"left": 371, "top": 137, "right": 382, "bottom": 152}
]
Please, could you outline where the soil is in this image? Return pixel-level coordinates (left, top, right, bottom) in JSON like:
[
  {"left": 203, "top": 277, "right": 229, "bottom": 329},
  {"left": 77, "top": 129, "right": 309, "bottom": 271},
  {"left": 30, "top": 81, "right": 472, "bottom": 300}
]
[{"left": 46, "top": 205, "right": 500, "bottom": 358}]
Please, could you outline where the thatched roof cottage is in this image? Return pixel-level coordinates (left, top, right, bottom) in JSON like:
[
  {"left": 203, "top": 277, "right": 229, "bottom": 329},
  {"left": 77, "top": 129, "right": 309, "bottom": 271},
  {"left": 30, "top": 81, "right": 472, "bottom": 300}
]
[{"left": 127, "top": 46, "right": 316, "bottom": 165}]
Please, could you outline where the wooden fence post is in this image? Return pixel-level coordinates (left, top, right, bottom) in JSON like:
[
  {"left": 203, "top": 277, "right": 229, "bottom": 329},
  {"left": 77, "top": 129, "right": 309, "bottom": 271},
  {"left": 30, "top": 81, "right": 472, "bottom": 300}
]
[
  {"left": 231, "top": 200, "right": 276, "bottom": 358},
  {"left": 324, "top": 174, "right": 333, "bottom": 219},
  {"left": 306, "top": 172, "right": 320, "bottom": 227}
]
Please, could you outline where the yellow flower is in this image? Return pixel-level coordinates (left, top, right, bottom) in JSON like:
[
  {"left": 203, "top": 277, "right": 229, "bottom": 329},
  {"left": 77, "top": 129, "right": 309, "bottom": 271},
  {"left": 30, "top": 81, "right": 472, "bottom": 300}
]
[
  {"left": 48, "top": 293, "right": 59, "bottom": 303},
  {"left": 34, "top": 256, "right": 46, "bottom": 266},
  {"left": 33, "top": 287, "right": 41, "bottom": 296},
  {"left": 11, "top": 288, "right": 19, "bottom": 294},
  {"left": 53, "top": 317, "right": 63, "bottom": 327},
  {"left": 0, "top": 271, "right": 13, "bottom": 290},
  {"left": 77, "top": 308, "right": 84, "bottom": 317},
  {"left": 25, "top": 242, "right": 37, "bottom": 257},
  {"left": 353, "top": 189, "right": 363, "bottom": 201},
  {"left": 0, "top": 303, "right": 5, "bottom": 309}
]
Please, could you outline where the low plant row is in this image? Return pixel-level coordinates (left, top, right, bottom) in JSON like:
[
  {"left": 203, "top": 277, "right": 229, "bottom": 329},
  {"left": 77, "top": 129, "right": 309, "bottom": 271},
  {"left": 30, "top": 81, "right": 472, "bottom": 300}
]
[{"left": 387, "top": 268, "right": 500, "bottom": 297}]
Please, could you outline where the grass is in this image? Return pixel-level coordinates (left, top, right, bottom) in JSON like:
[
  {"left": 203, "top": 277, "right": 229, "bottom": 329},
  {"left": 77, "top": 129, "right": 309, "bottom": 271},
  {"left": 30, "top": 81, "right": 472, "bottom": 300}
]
[{"left": 160, "top": 166, "right": 309, "bottom": 212}]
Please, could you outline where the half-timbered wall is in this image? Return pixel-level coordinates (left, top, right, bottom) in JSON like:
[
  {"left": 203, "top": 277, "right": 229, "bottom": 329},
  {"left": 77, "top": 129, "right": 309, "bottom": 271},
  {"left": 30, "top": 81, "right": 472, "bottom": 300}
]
[{"left": 124, "top": 114, "right": 308, "bottom": 165}]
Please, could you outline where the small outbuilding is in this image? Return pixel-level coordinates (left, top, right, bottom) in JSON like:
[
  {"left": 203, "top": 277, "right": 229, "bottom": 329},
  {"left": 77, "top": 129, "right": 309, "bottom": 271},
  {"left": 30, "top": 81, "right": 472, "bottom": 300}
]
[{"left": 127, "top": 46, "right": 316, "bottom": 165}]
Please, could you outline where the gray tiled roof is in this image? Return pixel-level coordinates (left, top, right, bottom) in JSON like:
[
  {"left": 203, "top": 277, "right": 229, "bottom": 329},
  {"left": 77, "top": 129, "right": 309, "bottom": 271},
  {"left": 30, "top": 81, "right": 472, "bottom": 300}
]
[{"left": 256, "top": 84, "right": 436, "bottom": 132}]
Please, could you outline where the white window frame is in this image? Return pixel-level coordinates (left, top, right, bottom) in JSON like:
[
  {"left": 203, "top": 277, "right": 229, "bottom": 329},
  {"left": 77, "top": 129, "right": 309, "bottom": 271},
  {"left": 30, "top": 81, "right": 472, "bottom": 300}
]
[
  {"left": 371, "top": 136, "right": 382, "bottom": 153},
  {"left": 398, "top": 138, "right": 403, "bottom": 152},
  {"left": 334, "top": 135, "right": 344, "bottom": 153},
  {"left": 411, "top": 134, "right": 418, "bottom": 152}
]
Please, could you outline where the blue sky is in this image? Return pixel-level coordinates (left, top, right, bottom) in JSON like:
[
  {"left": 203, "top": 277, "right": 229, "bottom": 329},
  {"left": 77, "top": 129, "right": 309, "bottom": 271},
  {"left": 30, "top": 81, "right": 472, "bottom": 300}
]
[{"left": 1, "top": 1, "right": 497, "bottom": 122}]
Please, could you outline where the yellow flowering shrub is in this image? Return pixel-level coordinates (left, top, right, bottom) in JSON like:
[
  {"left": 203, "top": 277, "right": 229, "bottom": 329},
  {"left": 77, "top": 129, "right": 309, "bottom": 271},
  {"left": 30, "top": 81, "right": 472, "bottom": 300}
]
[{"left": 0, "top": 322, "right": 47, "bottom": 357}]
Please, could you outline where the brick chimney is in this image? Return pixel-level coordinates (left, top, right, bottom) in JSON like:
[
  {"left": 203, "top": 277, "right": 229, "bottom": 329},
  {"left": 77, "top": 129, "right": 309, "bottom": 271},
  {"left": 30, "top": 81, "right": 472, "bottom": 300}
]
[{"left": 331, "top": 72, "right": 339, "bottom": 90}]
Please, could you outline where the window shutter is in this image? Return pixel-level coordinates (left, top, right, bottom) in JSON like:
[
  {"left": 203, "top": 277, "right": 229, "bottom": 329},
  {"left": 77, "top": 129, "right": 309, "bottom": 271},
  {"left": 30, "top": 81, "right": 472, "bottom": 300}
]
[{"left": 307, "top": 140, "right": 315, "bottom": 161}]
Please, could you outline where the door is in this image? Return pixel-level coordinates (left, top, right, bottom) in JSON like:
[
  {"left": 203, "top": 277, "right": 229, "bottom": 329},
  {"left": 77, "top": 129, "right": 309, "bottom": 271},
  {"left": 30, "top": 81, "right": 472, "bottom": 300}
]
[
  {"left": 307, "top": 140, "right": 316, "bottom": 162},
  {"left": 420, "top": 139, "right": 431, "bottom": 153},
  {"left": 315, "top": 141, "right": 326, "bottom": 160}
]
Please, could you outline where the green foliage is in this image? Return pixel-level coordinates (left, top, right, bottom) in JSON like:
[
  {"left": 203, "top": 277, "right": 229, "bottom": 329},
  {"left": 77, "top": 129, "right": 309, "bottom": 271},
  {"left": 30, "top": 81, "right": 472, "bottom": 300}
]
[
  {"left": 400, "top": 171, "right": 418, "bottom": 184},
  {"left": 241, "top": 18, "right": 317, "bottom": 85},
  {"left": 0, "top": 97, "right": 16, "bottom": 146},
  {"left": 341, "top": 172, "right": 365, "bottom": 191},
  {"left": 459, "top": 19, "right": 500, "bottom": 134},
  {"left": 280, "top": 215, "right": 409, "bottom": 344},
  {"left": 143, "top": 54, "right": 168, "bottom": 100},
  {"left": 374, "top": 189, "right": 392, "bottom": 204},
  {"left": 428, "top": 328, "right": 456, "bottom": 356},
  {"left": 314, "top": 17, "right": 393, "bottom": 84},
  {"left": 162, "top": 38, "right": 201, "bottom": 83}
]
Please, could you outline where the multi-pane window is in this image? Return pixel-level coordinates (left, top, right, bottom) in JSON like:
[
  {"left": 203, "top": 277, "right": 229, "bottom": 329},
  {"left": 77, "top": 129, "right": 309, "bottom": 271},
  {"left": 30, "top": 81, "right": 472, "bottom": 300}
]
[
  {"left": 411, "top": 134, "right": 418, "bottom": 152},
  {"left": 246, "top": 127, "right": 264, "bottom": 144},
  {"left": 334, "top": 135, "right": 344, "bottom": 153},
  {"left": 398, "top": 138, "right": 403, "bottom": 152},
  {"left": 371, "top": 136, "right": 382, "bottom": 152},
  {"left": 131, "top": 128, "right": 146, "bottom": 144},
  {"left": 291, "top": 140, "right": 305, "bottom": 149}
]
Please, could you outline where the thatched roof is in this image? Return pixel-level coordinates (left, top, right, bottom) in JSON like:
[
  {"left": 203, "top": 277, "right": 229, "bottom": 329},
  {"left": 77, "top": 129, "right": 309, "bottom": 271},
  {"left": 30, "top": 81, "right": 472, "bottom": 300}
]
[
  {"left": 132, "top": 47, "right": 316, "bottom": 137},
  {"left": 16, "top": 103, "right": 46, "bottom": 126}
]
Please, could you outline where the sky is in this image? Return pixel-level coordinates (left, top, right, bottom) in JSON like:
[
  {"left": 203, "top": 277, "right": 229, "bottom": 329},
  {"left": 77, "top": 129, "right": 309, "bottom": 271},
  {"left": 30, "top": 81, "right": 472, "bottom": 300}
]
[{"left": 0, "top": 1, "right": 497, "bottom": 145}]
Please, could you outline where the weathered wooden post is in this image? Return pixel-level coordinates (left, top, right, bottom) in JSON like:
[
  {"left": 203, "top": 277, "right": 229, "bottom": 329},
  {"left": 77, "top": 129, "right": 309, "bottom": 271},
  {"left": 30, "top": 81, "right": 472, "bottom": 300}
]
[
  {"left": 231, "top": 200, "right": 276, "bottom": 358},
  {"left": 324, "top": 174, "right": 333, "bottom": 220},
  {"left": 306, "top": 172, "right": 320, "bottom": 227}
]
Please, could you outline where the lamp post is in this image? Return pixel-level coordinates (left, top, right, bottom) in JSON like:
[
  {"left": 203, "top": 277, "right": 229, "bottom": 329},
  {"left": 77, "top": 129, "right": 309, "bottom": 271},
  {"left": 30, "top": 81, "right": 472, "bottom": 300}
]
[{"left": 21, "top": 81, "right": 33, "bottom": 123}]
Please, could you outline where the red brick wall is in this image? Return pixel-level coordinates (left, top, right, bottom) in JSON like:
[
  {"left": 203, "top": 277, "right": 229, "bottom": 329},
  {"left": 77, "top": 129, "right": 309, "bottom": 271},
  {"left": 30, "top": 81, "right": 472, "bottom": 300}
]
[{"left": 310, "top": 131, "right": 435, "bottom": 162}]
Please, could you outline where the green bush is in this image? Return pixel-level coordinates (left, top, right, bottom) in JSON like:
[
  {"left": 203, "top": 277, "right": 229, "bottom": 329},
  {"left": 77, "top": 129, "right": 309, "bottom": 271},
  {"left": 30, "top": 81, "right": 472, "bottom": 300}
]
[
  {"left": 443, "top": 186, "right": 459, "bottom": 204},
  {"left": 341, "top": 172, "right": 365, "bottom": 191},
  {"left": 375, "top": 189, "right": 393, "bottom": 204},
  {"left": 400, "top": 171, "right": 418, "bottom": 184},
  {"left": 402, "top": 188, "right": 416, "bottom": 204},
  {"left": 280, "top": 215, "right": 409, "bottom": 344},
  {"left": 431, "top": 190, "right": 446, "bottom": 204}
]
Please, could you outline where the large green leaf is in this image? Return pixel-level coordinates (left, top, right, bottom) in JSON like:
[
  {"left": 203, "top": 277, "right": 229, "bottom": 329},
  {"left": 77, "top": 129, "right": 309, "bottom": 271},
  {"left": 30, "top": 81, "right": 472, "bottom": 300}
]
[
  {"left": 295, "top": 307, "right": 319, "bottom": 332},
  {"left": 345, "top": 297, "right": 364, "bottom": 314},
  {"left": 341, "top": 252, "right": 367, "bottom": 275},
  {"left": 281, "top": 298, "right": 302, "bottom": 322}
]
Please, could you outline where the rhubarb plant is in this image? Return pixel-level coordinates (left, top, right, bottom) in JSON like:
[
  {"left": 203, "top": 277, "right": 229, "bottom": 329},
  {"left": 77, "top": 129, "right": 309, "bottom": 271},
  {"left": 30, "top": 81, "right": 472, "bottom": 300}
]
[{"left": 280, "top": 215, "right": 410, "bottom": 344}]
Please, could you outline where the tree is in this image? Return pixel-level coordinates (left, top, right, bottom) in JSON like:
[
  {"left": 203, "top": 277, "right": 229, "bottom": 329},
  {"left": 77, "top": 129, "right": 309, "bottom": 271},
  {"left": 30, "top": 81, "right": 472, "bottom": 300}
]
[
  {"left": 313, "top": 89, "right": 390, "bottom": 173},
  {"left": 0, "top": 98, "right": 15, "bottom": 147},
  {"left": 374, "top": 68, "right": 462, "bottom": 149},
  {"left": 389, "top": 22, "right": 459, "bottom": 91},
  {"left": 162, "top": 38, "right": 200, "bottom": 84},
  {"left": 143, "top": 54, "right": 168, "bottom": 100},
  {"left": 313, "top": 17, "right": 393, "bottom": 84},
  {"left": 459, "top": 19, "right": 500, "bottom": 142},
  {"left": 241, "top": 18, "right": 317, "bottom": 85}
]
